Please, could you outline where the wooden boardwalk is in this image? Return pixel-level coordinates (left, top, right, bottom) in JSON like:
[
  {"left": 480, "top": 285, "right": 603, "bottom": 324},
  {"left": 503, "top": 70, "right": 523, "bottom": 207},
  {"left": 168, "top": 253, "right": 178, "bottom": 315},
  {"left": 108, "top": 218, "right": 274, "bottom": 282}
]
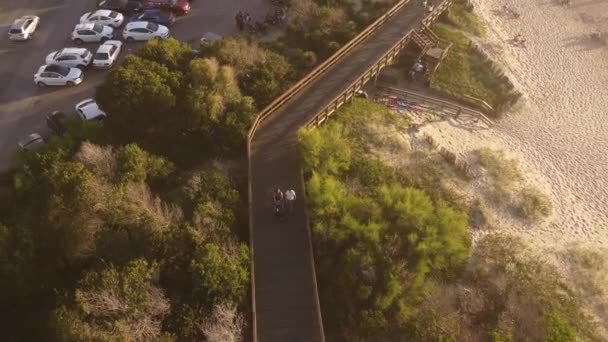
[{"left": 249, "top": 2, "right": 430, "bottom": 341}]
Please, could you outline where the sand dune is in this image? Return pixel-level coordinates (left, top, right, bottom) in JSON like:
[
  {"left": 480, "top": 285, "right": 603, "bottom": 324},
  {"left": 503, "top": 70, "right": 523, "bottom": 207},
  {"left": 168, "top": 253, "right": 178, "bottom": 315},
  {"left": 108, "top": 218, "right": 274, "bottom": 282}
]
[
  {"left": 478, "top": 0, "right": 608, "bottom": 245},
  {"left": 420, "top": 0, "right": 608, "bottom": 247}
]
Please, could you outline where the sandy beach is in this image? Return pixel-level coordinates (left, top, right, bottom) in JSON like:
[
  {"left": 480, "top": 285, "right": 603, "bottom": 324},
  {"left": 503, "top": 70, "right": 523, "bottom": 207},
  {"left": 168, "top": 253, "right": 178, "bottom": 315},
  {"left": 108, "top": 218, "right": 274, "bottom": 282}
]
[{"left": 421, "top": 0, "right": 608, "bottom": 248}]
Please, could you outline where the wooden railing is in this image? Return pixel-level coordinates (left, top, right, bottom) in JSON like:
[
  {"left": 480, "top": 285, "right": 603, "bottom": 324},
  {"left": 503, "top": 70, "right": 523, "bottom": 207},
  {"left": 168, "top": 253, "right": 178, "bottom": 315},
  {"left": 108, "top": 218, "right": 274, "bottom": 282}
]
[
  {"left": 463, "top": 94, "right": 495, "bottom": 113},
  {"left": 246, "top": 0, "right": 413, "bottom": 145},
  {"left": 304, "top": 0, "right": 454, "bottom": 129},
  {"left": 375, "top": 85, "right": 494, "bottom": 126}
]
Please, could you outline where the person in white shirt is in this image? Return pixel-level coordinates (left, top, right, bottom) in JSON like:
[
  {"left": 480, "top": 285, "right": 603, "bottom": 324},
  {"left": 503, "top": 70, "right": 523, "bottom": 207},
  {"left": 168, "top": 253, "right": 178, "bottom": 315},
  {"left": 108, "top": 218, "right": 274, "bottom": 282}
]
[{"left": 285, "top": 189, "right": 296, "bottom": 213}]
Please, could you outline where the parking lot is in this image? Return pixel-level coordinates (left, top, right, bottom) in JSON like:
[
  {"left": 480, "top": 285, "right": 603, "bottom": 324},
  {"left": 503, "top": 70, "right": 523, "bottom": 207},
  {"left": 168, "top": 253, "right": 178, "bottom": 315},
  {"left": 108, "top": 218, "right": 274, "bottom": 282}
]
[{"left": 0, "top": 0, "right": 273, "bottom": 170}]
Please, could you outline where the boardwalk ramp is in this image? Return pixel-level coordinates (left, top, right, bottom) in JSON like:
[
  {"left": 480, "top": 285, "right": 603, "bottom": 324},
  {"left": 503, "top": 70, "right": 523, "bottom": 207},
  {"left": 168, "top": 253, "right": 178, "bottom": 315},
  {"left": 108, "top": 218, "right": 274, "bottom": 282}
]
[{"left": 247, "top": 1, "right": 453, "bottom": 341}]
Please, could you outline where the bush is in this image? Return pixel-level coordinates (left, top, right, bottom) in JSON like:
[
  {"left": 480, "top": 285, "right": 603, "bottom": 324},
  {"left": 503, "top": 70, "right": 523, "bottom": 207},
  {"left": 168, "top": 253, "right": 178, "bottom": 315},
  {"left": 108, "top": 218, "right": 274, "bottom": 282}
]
[
  {"left": 298, "top": 123, "right": 352, "bottom": 175},
  {"left": 299, "top": 102, "right": 471, "bottom": 338},
  {"left": 475, "top": 148, "right": 521, "bottom": 189},
  {"left": 517, "top": 187, "right": 552, "bottom": 221},
  {"left": 431, "top": 23, "right": 513, "bottom": 112}
]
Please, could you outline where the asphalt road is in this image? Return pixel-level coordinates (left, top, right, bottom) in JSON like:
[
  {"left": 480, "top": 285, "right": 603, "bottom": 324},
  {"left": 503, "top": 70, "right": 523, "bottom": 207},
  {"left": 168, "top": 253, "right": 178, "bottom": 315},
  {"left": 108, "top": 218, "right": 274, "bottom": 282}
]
[{"left": 0, "top": 0, "right": 273, "bottom": 171}]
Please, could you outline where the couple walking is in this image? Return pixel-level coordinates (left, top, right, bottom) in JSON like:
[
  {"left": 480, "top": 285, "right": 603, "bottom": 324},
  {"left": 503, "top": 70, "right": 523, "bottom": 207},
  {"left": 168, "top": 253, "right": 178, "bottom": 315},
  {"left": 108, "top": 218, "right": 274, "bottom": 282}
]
[{"left": 274, "top": 188, "right": 296, "bottom": 215}]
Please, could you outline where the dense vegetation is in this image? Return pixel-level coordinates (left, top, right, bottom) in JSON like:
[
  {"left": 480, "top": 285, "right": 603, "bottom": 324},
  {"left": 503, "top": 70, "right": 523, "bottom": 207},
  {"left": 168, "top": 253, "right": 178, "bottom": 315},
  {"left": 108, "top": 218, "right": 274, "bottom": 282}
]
[
  {"left": 0, "top": 2, "right": 403, "bottom": 339},
  {"left": 96, "top": 38, "right": 292, "bottom": 163},
  {"left": 0, "top": 132, "right": 250, "bottom": 340},
  {"left": 0, "top": 37, "right": 288, "bottom": 341},
  {"left": 298, "top": 99, "right": 602, "bottom": 341},
  {"left": 264, "top": 0, "right": 399, "bottom": 78}
]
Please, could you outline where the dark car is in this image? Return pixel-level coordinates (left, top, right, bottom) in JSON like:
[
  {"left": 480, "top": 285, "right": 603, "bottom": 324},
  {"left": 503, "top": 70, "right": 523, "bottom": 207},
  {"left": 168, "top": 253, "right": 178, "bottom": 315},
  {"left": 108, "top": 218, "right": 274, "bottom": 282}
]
[
  {"left": 46, "top": 111, "right": 67, "bottom": 136},
  {"left": 130, "top": 9, "right": 175, "bottom": 26},
  {"left": 143, "top": 0, "right": 190, "bottom": 15},
  {"left": 98, "top": 0, "right": 143, "bottom": 14}
]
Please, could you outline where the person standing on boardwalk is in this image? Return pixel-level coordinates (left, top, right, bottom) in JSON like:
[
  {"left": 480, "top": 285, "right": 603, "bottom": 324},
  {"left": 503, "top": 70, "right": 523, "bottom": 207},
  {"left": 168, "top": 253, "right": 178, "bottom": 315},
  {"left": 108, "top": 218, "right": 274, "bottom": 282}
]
[{"left": 285, "top": 189, "right": 296, "bottom": 213}]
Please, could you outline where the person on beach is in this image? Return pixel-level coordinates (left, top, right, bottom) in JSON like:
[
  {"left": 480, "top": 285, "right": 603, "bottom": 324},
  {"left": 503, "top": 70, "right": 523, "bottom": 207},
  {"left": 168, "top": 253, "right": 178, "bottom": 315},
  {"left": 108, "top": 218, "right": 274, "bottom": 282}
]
[
  {"left": 427, "top": 0, "right": 434, "bottom": 12},
  {"left": 513, "top": 33, "right": 527, "bottom": 47},
  {"left": 285, "top": 189, "right": 296, "bottom": 213}
]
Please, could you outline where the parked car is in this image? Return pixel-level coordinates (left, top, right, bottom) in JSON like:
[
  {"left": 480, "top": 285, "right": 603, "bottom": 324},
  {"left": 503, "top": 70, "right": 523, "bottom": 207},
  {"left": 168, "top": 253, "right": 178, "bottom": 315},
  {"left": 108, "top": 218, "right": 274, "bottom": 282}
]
[
  {"left": 76, "top": 99, "right": 107, "bottom": 121},
  {"left": 45, "top": 48, "right": 93, "bottom": 68},
  {"left": 122, "top": 21, "right": 169, "bottom": 41},
  {"left": 143, "top": 0, "right": 190, "bottom": 15},
  {"left": 92, "top": 40, "right": 122, "bottom": 68},
  {"left": 46, "top": 111, "right": 68, "bottom": 136},
  {"left": 8, "top": 15, "right": 40, "bottom": 41},
  {"left": 18, "top": 133, "right": 45, "bottom": 151},
  {"left": 34, "top": 64, "right": 83, "bottom": 88},
  {"left": 71, "top": 23, "right": 114, "bottom": 44},
  {"left": 97, "top": 0, "right": 143, "bottom": 14},
  {"left": 130, "top": 9, "right": 175, "bottom": 26},
  {"left": 80, "top": 10, "right": 124, "bottom": 28}
]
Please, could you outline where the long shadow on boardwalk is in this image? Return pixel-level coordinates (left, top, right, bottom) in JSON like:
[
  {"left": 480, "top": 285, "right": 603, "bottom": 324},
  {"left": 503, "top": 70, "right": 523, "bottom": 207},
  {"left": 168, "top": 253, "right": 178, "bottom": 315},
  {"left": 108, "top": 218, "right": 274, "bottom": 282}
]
[{"left": 249, "top": 2, "right": 429, "bottom": 341}]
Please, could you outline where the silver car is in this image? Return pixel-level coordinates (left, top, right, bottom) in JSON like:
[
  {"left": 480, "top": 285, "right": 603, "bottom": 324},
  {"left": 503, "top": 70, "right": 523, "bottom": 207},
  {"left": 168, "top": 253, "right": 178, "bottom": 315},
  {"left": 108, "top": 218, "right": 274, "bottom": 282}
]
[
  {"left": 45, "top": 48, "right": 93, "bottom": 68},
  {"left": 8, "top": 15, "right": 40, "bottom": 41},
  {"left": 18, "top": 133, "right": 45, "bottom": 151},
  {"left": 34, "top": 64, "right": 84, "bottom": 88}
]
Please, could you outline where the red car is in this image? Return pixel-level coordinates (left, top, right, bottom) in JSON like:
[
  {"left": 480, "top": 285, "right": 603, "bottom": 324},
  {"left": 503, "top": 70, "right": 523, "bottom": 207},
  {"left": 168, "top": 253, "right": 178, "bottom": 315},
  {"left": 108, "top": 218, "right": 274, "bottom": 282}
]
[{"left": 143, "top": 0, "right": 189, "bottom": 15}]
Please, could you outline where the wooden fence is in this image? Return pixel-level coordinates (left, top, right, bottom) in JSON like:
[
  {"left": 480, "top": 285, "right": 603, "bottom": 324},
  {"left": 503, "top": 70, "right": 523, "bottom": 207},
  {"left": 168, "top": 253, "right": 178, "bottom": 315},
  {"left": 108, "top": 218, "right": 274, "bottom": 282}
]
[{"left": 374, "top": 85, "right": 494, "bottom": 126}]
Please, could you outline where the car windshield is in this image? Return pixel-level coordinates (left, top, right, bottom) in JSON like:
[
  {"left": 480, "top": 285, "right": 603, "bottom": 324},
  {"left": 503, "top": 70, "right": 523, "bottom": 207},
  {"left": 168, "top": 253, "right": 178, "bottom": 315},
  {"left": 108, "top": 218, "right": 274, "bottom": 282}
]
[
  {"left": 81, "top": 51, "right": 91, "bottom": 59},
  {"left": 146, "top": 22, "right": 159, "bottom": 31},
  {"left": 109, "top": 11, "right": 119, "bottom": 18},
  {"left": 95, "top": 52, "right": 109, "bottom": 60},
  {"left": 92, "top": 24, "right": 104, "bottom": 33},
  {"left": 9, "top": 28, "right": 22, "bottom": 34}
]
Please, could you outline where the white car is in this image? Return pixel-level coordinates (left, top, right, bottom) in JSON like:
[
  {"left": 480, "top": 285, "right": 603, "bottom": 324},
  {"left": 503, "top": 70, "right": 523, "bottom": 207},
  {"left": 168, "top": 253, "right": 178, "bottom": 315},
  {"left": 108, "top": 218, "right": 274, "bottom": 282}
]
[
  {"left": 45, "top": 48, "right": 93, "bottom": 68},
  {"left": 76, "top": 99, "right": 107, "bottom": 121},
  {"left": 80, "top": 10, "right": 124, "bottom": 28},
  {"left": 122, "top": 21, "right": 169, "bottom": 41},
  {"left": 71, "top": 23, "right": 114, "bottom": 44},
  {"left": 92, "top": 40, "right": 122, "bottom": 68},
  {"left": 34, "top": 64, "right": 83, "bottom": 88},
  {"left": 8, "top": 15, "right": 40, "bottom": 41}
]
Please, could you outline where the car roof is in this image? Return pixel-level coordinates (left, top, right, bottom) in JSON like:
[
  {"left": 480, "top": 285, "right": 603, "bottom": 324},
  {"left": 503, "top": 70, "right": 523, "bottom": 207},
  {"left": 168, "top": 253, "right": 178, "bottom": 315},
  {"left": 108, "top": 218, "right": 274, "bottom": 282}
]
[
  {"left": 126, "top": 21, "right": 154, "bottom": 28},
  {"left": 97, "top": 42, "right": 120, "bottom": 53},
  {"left": 76, "top": 99, "right": 106, "bottom": 120},
  {"left": 10, "top": 19, "right": 30, "bottom": 29},
  {"left": 143, "top": 9, "right": 162, "bottom": 14},
  {"left": 75, "top": 23, "right": 97, "bottom": 30},
  {"left": 89, "top": 9, "right": 114, "bottom": 16},
  {"left": 19, "top": 133, "right": 44, "bottom": 149},
  {"left": 96, "top": 45, "right": 112, "bottom": 53},
  {"left": 44, "top": 64, "right": 71, "bottom": 73},
  {"left": 100, "top": 0, "right": 127, "bottom": 5},
  {"left": 58, "top": 48, "right": 89, "bottom": 55}
]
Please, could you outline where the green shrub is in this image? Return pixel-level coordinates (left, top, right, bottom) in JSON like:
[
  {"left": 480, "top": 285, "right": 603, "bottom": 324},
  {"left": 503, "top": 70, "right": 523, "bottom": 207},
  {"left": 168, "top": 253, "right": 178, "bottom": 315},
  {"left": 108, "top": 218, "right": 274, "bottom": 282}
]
[
  {"left": 298, "top": 123, "right": 352, "bottom": 175},
  {"left": 545, "top": 310, "right": 576, "bottom": 342},
  {"left": 518, "top": 187, "right": 552, "bottom": 221},
  {"left": 431, "top": 24, "right": 512, "bottom": 112},
  {"left": 475, "top": 148, "right": 521, "bottom": 188},
  {"left": 444, "top": 0, "right": 486, "bottom": 37},
  {"left": 350, "top": 157, "right": 394, "bottom": 188}
]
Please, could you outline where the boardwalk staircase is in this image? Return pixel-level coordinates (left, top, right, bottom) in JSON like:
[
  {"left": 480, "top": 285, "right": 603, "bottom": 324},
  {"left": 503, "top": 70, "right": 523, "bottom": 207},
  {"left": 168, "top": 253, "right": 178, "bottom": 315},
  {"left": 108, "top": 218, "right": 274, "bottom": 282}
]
[{"left": 410, "top": 24, "right": 452, "bottom": 79}]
